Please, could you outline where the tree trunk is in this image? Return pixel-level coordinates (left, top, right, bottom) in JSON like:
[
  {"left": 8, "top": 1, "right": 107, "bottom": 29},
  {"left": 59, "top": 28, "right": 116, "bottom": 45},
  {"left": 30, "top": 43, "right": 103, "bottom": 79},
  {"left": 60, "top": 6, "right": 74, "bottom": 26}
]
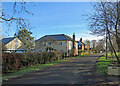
[{"left": 107, "top": 29, "right": 120, "bottom": 64}]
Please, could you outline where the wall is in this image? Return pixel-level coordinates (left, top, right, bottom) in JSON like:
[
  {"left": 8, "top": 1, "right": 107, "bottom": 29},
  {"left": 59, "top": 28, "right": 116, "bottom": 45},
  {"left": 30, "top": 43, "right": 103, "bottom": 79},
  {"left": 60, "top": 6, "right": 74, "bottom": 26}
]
[
  {"left": 35, "top": 40, "right": 68, "bottom": 52},
  {"left": 35, "top": 40, "right": 78, "bottom": 55},
  {"left": 5, "top": 38, "right": 24, "bottom": 50}
]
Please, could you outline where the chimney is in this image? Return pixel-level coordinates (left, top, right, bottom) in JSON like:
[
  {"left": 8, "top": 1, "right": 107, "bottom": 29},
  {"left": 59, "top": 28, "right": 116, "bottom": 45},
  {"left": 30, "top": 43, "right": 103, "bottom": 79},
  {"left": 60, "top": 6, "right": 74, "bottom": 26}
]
[
  {"left": 80, "top": 38, "right": 82, "bottom": 42},
  {"left": 73, "top": 33, "right": 75, "bottom": 49},
  {"left": 73, "top": 33, "right": 77, "bottom": 56}
]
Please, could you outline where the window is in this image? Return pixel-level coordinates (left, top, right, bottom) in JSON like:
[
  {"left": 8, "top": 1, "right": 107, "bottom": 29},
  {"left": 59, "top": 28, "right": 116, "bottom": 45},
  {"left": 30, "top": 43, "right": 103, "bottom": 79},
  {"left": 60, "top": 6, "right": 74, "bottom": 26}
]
[
  {"left": 42, "top": 42, "right": 46, "bottom": 45},
  {"left": 15, "top": 40, "right": 18, "bottom": 47},
  {"left": 39, "top": 49, "right": 42, "bottom": 52},
  {"left": 48, "top": 42, "right": 51, "bottom": 45},
  {"left": 59, "top": 42, "right": 62, "bottom": 45}
]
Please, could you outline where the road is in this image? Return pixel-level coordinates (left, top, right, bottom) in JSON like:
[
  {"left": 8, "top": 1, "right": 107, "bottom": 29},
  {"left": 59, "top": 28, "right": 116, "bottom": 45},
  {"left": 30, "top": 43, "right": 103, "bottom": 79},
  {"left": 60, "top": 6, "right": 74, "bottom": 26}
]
[{"left": 3, "top": 53, "right": 104, "bottom": 85}]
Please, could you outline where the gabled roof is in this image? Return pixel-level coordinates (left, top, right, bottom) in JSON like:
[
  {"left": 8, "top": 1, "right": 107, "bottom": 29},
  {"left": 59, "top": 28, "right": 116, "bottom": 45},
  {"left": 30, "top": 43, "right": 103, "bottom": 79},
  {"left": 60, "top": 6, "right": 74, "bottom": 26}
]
[
  {"left": 1, "top": 37, "right": 16, "bottom": 45},
  {"left": 36, "top": 34, "right": 73, "bottom": 41},
  {"left": 77, "top": 41, "right": 82, "bottom": 45},
  {"left": 77, "top": 41, "right": 86, "bottom": 46}
]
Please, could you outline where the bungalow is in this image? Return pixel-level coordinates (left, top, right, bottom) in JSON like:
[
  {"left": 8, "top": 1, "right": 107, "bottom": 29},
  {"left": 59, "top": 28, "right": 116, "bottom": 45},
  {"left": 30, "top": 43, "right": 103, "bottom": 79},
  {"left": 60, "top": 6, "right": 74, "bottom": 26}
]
[
  {"left": 1, "top": 37, "right": 26, "bottom": 52},
  {"left": 35, "top": 33, "right": 78, "bottom": 56}
]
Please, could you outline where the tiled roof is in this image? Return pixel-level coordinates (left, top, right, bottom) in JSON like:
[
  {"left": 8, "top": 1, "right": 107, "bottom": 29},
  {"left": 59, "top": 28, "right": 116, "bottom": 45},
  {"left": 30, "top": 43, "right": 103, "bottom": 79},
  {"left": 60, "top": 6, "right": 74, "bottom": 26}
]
[
  {"left": 77, "top": 41, "right": 85, "bottom": 46},
  {"left": 1, "top": 37, "right": 16, "bottom": 44},
  {"left": 36, "top": 34, "right": 73, "bottom": 41},
  {"left": 77, "top": 41, "right": 82, "bottom": 45}
]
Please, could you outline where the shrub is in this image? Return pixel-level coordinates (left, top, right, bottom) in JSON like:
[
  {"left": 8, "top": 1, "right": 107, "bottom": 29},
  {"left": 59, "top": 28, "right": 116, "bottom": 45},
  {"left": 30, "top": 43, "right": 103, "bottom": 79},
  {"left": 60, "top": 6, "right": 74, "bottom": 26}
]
[
  {"left": 2, "top": 53, "right": 23, "bottom": 73},
  {"left": 2, "top": 51, "right": 64, "bottom": 74}
]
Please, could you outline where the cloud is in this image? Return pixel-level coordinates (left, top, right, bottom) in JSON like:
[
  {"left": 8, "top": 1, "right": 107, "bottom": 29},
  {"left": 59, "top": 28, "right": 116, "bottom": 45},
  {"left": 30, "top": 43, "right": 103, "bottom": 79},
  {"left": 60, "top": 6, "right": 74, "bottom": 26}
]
[
  {"left": 76, "top": 35, "right": 104, "bottom": 41},
  {"left": 75, "top": 32, "right": 104, "bottom": 41}
]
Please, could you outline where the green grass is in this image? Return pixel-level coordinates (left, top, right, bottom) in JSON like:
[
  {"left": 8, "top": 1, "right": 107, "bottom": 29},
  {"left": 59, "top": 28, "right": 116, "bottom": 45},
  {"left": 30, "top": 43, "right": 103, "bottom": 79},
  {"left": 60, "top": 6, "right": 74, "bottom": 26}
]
[
  {"left": 95, "top": 56, "right": 117, "bottom": 75},
  {"left": 2, "top": 59, "right": 68, "bottom": 80},
  {"left": 3, "top": 54, "right": 90, "bottom": 80}
]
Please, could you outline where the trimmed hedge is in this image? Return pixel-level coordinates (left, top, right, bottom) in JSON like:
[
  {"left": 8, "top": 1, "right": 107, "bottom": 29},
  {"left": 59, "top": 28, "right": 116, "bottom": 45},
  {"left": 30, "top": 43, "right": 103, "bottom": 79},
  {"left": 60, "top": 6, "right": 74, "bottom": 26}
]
[{"left": 2, "top": 51, "right": 64, "bottom": 74}]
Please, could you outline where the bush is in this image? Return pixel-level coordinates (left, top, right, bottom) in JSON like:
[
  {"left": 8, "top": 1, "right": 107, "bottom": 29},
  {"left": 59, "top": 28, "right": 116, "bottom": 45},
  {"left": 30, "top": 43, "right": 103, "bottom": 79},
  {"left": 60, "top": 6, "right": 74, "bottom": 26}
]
[
  {"left": 2, "top": 51, "right": 64, "bottom": 74},
  {"left": 2, "top": 53, "right": 23, "bottom": 73},
  {"left": 78, "top": 50, "right": 84, "bottom": 55}
]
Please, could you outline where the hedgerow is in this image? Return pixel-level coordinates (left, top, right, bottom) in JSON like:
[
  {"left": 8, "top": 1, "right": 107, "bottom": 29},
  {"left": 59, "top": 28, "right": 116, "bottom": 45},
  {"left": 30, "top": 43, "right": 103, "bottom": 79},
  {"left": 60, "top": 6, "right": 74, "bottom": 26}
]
[{"left": 2, "top": 51, "right": 64, "bottom": 74}]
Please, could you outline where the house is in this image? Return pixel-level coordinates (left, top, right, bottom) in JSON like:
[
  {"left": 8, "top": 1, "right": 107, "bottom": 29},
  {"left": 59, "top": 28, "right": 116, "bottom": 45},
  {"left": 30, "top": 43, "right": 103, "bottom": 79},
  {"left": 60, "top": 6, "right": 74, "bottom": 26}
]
[
  {"left": 1, "top": 37, "right": 26, "bottom": 52},
  {"left": 35, "top": 33, "right": 78, "bottom": 56},
  {"left": 77, "top": 38, "right": 90, "bottom": 51}
]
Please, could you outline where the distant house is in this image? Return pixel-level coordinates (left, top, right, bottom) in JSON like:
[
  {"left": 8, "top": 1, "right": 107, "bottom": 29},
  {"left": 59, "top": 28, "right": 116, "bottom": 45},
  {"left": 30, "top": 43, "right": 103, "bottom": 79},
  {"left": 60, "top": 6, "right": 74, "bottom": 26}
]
[
  {"left": 77, "top": 38, "right": 90, "bottom": 51},
  {"left": 1, "top": 37, "right": 26, "bottom": 52},
  {"left": 35, "top": 33, "right": 78, "bottom": 56}
]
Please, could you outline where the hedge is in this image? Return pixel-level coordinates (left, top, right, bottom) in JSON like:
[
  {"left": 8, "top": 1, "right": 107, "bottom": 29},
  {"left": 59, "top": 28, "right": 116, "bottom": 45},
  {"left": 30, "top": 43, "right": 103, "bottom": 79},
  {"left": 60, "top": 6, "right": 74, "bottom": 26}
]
[{"left": 2, "top": 51, "right": 64, "bottom": 74}]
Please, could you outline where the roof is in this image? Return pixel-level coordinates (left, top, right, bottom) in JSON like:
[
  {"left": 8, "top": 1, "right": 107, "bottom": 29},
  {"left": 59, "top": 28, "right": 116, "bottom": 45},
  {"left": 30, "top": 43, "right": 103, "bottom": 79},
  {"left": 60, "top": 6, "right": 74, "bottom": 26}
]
[
  {"left": 36, "top": 34, "right": 74, "bottom": 41},
  {"left": 77, "top": 41, "right": 86, "bottom": 46},
  {"left": 1, "top": 37, "right": 16, "bottom": 45},
  {"left": 77, "top": 41, "right": 82, "bottom": 45}
]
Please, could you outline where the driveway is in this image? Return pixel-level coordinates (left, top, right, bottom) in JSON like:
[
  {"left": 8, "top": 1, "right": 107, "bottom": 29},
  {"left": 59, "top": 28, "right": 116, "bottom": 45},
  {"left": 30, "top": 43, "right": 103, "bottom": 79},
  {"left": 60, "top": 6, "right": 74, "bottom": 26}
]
[{"left": 3, "top": 53, "right": 105, "bottom": 85}]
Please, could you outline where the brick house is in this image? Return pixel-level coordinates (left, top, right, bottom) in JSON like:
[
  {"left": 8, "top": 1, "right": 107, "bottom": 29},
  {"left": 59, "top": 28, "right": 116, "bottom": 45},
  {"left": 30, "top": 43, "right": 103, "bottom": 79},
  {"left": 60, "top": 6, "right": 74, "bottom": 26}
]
[{"left": 77, "top": 38, "right": 90, "bottom": 51}]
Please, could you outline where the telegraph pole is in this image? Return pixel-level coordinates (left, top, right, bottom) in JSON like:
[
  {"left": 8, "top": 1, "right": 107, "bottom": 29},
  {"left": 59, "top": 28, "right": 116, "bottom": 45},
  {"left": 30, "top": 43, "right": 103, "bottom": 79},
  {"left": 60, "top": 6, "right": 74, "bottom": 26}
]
[{"left": 106, "top": 29, "right": 108, "bottom": 59}]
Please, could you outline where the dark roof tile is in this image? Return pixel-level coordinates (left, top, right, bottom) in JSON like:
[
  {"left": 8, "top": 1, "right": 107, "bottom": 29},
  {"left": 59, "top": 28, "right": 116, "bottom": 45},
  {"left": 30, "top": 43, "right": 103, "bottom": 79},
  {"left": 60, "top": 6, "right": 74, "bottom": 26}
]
[
  {"left": 1, "top": 37, "right": 16, "bottom": 44},
  {"left": 36, "top": 34, "right": 73, "bottom": 41}
]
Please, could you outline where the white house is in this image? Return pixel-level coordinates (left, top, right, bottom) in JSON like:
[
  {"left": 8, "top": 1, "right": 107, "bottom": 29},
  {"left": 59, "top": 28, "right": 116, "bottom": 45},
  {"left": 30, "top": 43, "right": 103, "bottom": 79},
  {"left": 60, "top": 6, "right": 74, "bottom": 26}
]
[{"left": 35, "top": 33, "right": 78, "bottom": 56}]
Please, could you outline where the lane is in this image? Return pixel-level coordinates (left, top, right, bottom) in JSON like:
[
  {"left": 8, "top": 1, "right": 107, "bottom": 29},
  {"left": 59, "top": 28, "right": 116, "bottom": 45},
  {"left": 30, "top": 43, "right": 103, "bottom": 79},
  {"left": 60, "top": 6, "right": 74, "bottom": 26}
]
[{"left": 3, "top": 53, "right": 103, "bottom": 84}]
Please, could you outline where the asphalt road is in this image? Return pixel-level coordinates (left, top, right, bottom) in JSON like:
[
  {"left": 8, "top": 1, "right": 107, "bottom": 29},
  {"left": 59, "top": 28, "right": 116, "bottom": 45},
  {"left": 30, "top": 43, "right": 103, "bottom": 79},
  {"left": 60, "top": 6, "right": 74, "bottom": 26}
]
[{"left": 3, "top": 53, "right": 104, "bottom": 85}]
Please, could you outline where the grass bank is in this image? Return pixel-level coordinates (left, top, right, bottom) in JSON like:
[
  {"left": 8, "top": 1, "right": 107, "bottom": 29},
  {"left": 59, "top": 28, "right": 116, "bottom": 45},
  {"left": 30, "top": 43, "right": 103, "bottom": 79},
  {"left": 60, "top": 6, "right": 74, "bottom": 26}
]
[
  {"left": 95, "top": 53, "right": 119, "bottom": 75},
  {"left": 3, "top": 53, "right": 90, "bottom": 81},
  {"left": 2, "top": 59, "right": 68, "bottom": 80}
]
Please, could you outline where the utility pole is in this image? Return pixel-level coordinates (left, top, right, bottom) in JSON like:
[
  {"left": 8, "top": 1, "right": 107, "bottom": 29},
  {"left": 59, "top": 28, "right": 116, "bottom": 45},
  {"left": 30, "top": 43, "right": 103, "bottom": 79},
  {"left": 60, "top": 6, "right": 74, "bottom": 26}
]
[{"left": 106, "top": 29, "right": 108, "bottom": 59}]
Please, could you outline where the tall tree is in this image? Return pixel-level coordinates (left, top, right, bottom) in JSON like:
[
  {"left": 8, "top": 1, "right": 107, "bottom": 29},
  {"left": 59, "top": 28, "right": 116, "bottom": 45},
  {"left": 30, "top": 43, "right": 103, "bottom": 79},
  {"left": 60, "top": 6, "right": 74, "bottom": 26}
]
[
  {"left": 95, "top": 39, "right": 105, "bottom": 52},
  {"left": 84, "top": 40, "right": 90, "bottom": 46},
  {"left": 15, "top": 28, "right": 34, "bottom": 49},
  {"left": 91, "top": 40, "right": 96, "bottom": 51},
  {"left": 87, "top": 1, "right": 120, "bottom": 63}
]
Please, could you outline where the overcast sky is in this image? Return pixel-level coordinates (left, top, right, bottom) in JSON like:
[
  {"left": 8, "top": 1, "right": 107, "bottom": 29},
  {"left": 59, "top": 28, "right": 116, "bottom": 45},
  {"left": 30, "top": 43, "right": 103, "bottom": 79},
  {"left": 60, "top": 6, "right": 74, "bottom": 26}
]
[{"left": 2, "top": 2, "right": 104, "bottom": 41}]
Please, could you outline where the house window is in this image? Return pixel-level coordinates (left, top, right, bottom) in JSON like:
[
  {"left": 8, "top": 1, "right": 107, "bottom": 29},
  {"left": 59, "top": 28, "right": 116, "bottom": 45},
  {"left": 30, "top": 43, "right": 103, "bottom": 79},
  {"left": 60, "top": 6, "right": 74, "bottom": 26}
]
[
  {"left": 48, "top": 42, "right": 51, "bottom": 45},
  {"left": 39, "top": 49, "right": 42, "bottom": 52},
  {"left": 42, "top": 42, "right": 46, "bottom": 45},
  {"left": 66, "top": 46, "right": 67, "bottom": 50},
  {"left": 15, "top": 40, "right": 18, "bottom": 48},
  {"left": 59, "top": 42, "right": 62, "bottom": 45}
]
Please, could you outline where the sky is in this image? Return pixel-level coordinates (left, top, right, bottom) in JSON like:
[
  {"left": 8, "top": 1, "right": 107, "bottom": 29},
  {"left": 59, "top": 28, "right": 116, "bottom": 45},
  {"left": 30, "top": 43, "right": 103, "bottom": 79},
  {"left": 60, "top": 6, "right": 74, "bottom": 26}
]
[{"left": 2, "top": 2, "right": 104, "bottom": 41}]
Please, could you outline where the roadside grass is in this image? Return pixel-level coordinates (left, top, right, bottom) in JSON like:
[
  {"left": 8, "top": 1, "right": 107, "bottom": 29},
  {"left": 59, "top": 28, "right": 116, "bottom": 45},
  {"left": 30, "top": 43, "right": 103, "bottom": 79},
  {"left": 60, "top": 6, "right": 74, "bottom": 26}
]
[
  {"left": 95, "top": 52, "right": 119, "bottom": 75},
  {"left": 2, "top": 58, "right": 68, "bottom": 80},
  {"left": 2, "top": 53, "right": 90, "bottom": 80}
]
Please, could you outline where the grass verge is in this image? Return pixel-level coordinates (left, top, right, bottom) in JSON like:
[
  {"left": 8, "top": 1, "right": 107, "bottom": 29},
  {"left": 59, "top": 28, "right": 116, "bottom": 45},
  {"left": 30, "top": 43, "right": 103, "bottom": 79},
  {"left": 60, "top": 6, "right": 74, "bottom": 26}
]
[
  {"left": 3, "top": 53, "right": 91, "bottom": 81},
  {"left": 95, "top": 56, "right": 117, "bottom": 75},
  {"left": 2, "top": 58, "right": 68, "bottom": 80}
]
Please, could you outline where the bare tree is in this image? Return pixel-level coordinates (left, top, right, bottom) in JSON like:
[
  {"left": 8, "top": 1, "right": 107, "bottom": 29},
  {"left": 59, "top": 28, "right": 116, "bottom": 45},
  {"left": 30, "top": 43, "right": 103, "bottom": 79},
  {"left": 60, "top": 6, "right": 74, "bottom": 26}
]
[
  {"left": 91, "top": 40, "right": 96, "bottom": 51},
  {"left": 87, "top": 1, "right": 120, "bottom": 63},
  {"left": 95, "top": 39, "right": 105, "bottom": 52},
  {"left": 1, "top": 1, "right": 33, "bottom": 35},
  {"left": 84, "top": 40, "right": 90, "bottom": 46}
]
